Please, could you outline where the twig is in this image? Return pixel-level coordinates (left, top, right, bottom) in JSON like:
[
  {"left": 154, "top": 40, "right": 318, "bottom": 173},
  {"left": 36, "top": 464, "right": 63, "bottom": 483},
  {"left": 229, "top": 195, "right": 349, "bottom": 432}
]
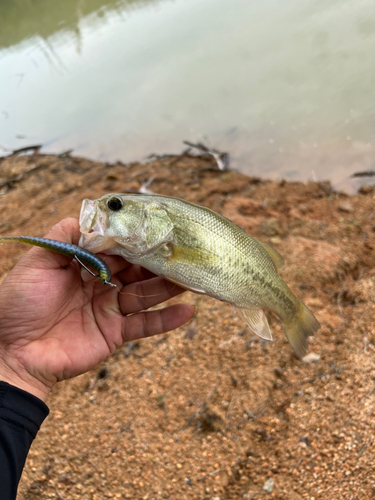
[
  {"left": 182, "top": 384, "right": 217, "bottom": 430},
  {"left": 226, "top": 404, "right": 268, "bottom": 430},
  {"left": 183, "top": 413, "right": 196, "bottom": 430},
  {"left": 293, "top": 457, "right": 303, "bottom": 470},
  {"left": 197, "top": 469, "right": 221, "bottom": 482},
  {"left": 237, "top": 326, "right": 248, "bottom": 337},
  {"left": 337, "top": 418, "right": 353, "bottom": 435},
  {"left": 244, "top": 403, "right": 267, "bottom": 420},
  {"left": 327, "top": 474, "right": 351, "bottom": 492},
  {"left": 80, "top": 460, "right": 97, "bottom": 480},
  {"left": 149, "top": 371, "right": 168, "bottom": 417},
  {"left": 0, "top": 163, "right": 45, "bottom": 189},
  {"left": 138, "top": 176, "right": 156, "bottom": 194},
  {"left": 356, "top": 268, "right": 365, "bottom": 282},
  {"left": 351, "top": 170, "right": 375, "bottom": 178},
  {"left": 127, "top": 168, "right": 152, "bottom": 181},
  {"left": 10, "top": 144, "right": 42, "bottom": 156},
  {"left": 66, "top": 448, "right": 96, "bottom": 462},
  {"left": 58, "top": 149, "right": 73, "bottom": 158},
  {"left": 117, "top": 419, "right": 132, "bottom": 433},
  {"left": 206, "top": 384, "right": 217, "bottom": 403},
  {"left": 337, "top": 289, "right": 349, "bottom": 326},
  {"left": 183, "top": 140, "right": 230, "bottom": 171},
  {"left": 364, "top": 385, "right": 375, "bottom": 399},
  {"left": 248, "top": 492, "right": 263, "bottom": 499},
  {"left": 358, "top": 443, "right": 366, "bottom": 459},
  {"left": 225, "top": 394, "right": 235, "bottom": 428},
  {"left": 144, "top": 153, "right": 177, "bottom": 162},
  {"left": 228, "top": 369, "right": 238, "bottom": 387}
]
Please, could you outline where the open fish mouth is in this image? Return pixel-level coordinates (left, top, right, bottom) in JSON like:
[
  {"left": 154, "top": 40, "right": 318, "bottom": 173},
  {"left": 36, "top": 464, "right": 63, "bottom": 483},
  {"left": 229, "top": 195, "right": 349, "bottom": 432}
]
[{"left": 78, "top": 199, "right": 110, "bottom": 253}]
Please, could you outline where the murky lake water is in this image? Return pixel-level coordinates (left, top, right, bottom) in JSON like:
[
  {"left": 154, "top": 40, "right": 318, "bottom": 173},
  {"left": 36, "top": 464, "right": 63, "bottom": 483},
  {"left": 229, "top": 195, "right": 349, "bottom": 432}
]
[{"left": 1, "top": 0, "right": 375, "bottom": 191}]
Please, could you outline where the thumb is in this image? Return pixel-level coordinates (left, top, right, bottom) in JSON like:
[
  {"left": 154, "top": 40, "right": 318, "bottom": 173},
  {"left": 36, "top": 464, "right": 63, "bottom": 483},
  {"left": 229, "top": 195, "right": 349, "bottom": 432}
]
[
  {"left": 44, "top": 217, "right": 81, "bottom": 244},
  {"left": 17, "top": 218, "right": 82, "bottom": 271}
]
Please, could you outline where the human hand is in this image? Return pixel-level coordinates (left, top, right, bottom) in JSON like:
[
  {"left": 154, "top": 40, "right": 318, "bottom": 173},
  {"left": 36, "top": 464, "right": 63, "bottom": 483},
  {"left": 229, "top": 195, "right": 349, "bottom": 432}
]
[{"left": 0, "top": 218, "right": 194, "bottom": 402}]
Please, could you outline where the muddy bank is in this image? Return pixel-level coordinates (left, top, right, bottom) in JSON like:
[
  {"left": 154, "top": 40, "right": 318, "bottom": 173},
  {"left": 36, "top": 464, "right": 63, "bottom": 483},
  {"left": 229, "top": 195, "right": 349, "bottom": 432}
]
[{"left": 0, "top": 152, "right": 374, "bottom": 499}]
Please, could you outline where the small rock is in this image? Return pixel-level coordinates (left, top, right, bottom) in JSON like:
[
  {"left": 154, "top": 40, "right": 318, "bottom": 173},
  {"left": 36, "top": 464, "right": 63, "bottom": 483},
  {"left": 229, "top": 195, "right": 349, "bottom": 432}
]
[
  {"left": 184, "top": 321, "right": 197, "bottom": 340},
  {"left": 263, "top": 478, "right": 274, "bottom": 493},
  {"left": 299, "top": 436, "right": 310, "bottom": 446},
  {"left": 270, "top": 236, "right": 281, "bottom": 245},
  {"left": 338, "top": 201, "right": 354, "bottom": 213},
  {"left": 97, "top": 366, "right": 110, "bottom": 379},
  {"left": 258, "top": 218, "right": 283, "bottom": 237},
  {"left": 358, "top": 184, "right": 374, "bottom": 195},
  {"left": 302, "top": 352, "right": 321, "bottom": 363},
  {"left": 197, "top": 403, "right": 224, "bottom": 432},
  {"left": 123, "top": 341, "right": 140, "bottom": 358},
  {"left": 305, "top": 297, "right": 323, "bottom": 308}
]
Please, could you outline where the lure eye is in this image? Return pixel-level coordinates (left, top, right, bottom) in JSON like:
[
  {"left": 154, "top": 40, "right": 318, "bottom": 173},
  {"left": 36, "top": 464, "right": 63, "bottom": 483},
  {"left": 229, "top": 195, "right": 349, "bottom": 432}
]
[{"left": 107, "top": 196, "right": 123, "bottom": 211}]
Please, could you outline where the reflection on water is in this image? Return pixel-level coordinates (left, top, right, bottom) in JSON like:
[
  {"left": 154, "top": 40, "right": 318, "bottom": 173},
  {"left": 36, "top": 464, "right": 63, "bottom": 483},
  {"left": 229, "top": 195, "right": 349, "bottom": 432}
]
[
  {"left": 0, "top": 0, "right": 140, "bottom": 51},
  {"left": 1, "top": 0, "right": 375, "bottom": 191}
]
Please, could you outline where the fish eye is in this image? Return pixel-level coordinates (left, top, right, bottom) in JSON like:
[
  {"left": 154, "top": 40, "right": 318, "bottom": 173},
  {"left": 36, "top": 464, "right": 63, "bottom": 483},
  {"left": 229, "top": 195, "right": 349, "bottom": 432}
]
[{"left": 107, "top": 196, "right": 123, "bottom": 211}]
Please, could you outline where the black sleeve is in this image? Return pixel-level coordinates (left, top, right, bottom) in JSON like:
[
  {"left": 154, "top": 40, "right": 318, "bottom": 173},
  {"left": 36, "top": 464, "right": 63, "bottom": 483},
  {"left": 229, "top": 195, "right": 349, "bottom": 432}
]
[{"left": 0, "top": 381, "right": 49, "bottom": 500}]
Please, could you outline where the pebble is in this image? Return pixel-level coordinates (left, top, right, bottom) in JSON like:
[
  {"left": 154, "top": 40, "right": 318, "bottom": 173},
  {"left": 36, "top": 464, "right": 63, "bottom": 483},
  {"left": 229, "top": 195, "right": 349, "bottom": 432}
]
[
  {"left": 270, "top": 236, "right": 281, "bottom": 245},
  {"left": 302, "top": 352, "right": 321, "bottom": 363},
  {"left": 358, "top": 184, "right": 374, "bottom": 194},
  {"left": 338, "top": 201, "right": 354, "bottom": 213},
  {"left": 258, "top": 218, "right": 283, "bottom": 237},
  {"left": 263, "top": 478, "right": 274, "bottom": 493}
]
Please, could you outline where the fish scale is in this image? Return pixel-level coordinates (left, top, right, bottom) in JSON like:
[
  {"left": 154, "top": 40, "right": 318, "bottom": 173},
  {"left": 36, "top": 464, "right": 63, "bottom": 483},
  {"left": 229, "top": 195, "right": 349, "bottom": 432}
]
[{"left": 79, "top": 193, "right": 320, "bottom": 357}]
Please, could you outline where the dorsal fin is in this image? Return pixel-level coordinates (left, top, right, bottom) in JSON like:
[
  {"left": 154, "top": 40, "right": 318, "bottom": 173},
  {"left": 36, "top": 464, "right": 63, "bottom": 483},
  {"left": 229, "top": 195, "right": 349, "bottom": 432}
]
[{"left": 258, "top": 240, "right": 285, "bottom": 270}]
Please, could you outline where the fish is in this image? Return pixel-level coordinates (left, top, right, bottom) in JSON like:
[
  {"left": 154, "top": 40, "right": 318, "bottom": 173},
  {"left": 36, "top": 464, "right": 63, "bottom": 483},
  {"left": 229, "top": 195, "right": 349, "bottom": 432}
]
[
  {"left": 78, "top": 193, "right": 320, "bottom": 357},
  {"left": 0, "top": 236, "right": 115, "bottom": 287}
]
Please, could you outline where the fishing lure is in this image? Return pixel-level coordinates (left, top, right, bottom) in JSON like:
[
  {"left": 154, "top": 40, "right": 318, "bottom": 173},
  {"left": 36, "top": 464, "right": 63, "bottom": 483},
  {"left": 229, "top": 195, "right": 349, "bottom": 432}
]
[{"left": 0, "top": 236, "right": 116, "bottom": 287}]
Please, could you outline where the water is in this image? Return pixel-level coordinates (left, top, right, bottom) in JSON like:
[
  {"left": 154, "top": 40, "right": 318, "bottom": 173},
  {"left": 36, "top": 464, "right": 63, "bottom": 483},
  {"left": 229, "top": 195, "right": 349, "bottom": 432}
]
[{"left": 1, "top": 0, "right": 375, "bottom": 191}]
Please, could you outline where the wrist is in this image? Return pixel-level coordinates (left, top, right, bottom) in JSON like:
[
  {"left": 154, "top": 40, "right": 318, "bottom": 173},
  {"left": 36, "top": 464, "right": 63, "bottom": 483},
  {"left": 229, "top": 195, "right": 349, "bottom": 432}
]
[{"left": 0, "top": 360, "right": 52, "bottom": 403}]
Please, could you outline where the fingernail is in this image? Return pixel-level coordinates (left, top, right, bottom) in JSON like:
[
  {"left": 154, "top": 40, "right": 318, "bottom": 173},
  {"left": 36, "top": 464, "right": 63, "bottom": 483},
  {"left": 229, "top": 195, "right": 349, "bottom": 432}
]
[{"left": 81, "top": 268, "right": 96, "bottom": 283}]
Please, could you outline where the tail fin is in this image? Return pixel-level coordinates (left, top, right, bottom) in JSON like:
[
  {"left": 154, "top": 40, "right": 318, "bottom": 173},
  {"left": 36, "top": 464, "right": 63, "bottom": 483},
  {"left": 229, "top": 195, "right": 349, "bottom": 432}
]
[{"left": 282, "top": 300, "right": 320, "bottom": 358}]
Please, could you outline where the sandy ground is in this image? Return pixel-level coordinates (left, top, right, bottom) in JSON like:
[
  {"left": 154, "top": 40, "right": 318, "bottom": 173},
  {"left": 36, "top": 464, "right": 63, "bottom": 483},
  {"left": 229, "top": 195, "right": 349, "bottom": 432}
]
[{"left": 0, "top": 151, "right": 374, "bottom": 500}]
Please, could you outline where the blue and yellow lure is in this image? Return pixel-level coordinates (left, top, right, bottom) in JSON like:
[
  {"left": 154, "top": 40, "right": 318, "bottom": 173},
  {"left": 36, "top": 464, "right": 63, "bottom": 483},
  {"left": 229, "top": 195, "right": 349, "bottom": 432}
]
[{"left": 0, "top": 236, "right": 116, "bottom": 287}]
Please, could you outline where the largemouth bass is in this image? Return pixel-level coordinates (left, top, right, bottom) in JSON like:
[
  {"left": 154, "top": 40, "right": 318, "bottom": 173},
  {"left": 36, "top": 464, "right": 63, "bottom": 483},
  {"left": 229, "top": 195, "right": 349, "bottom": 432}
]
[{"left": 78, "top": 194, "right": 320, "bottom": 357}]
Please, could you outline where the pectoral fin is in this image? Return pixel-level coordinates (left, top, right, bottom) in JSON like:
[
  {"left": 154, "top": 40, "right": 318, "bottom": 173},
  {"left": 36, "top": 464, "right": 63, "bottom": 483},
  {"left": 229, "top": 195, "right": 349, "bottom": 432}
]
[
  {"left": 169, "top": 244, "right": 216, "bottom": 266},
  {"left": 234, "top": 307, "right": 273, "bottom": 341},
  {"left": 158, "top": 244, "right": 208, "bottom": 294}
]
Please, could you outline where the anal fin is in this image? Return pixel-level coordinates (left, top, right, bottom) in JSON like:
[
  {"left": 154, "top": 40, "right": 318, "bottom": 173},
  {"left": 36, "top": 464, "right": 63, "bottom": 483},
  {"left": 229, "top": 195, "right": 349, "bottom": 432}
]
[{"left": 234, "top": 307, "right": 273, "bottom": 341}]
